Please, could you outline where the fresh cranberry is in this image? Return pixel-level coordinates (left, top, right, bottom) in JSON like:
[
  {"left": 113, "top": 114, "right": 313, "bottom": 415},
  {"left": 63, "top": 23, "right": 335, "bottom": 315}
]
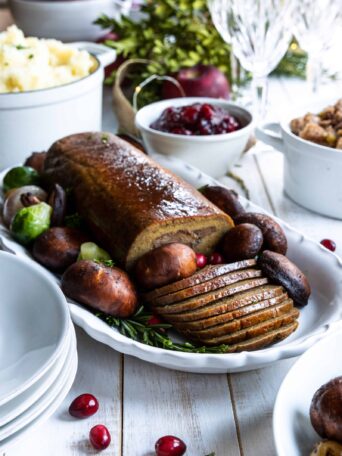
[
  {"left": 171, "top": 127, "right": 192, "bottom": 135},
  {"left": 320, "top": 238, "right": 336, "bottom": 252},
  {"left": 200, "top": 103, "right": 214, "bottom": 121},
  {"left": 89, "top": 425, "right": 111, "bottom": 450},
  {"left": 181, "top": 105, "right": 199, "bottom": 124},
  {"left": 69, "top": 394, "right": 99, "bottom": 419},
  {"left": 148, "top": 315, "right": 163, "bottom": 326},
  {"left": 155, "top": 435, "right": 186, "bottom": 456},
  {"left": 209, "top": 252, "right": 224, "bottom": 265},
  {"left": 196, "top": 253, "right": 208, "bottom": 268}
]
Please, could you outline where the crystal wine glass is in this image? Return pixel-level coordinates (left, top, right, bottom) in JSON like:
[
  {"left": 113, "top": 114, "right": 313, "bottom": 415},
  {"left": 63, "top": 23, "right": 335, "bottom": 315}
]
[
  {"left": 292, "top": 0, "right": 342, "bottom": 94},
  {"left": 208, "top": 0, "right": 296, "bottom": 120}
]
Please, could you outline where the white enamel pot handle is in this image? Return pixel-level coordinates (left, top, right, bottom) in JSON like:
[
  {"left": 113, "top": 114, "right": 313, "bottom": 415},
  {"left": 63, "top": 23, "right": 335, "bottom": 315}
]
[
  {"left": 69, "top": 42, "right": 117, "bottom": 67},
  {"left": 255, "top": 122, "right": 285, "bottom": 153}
]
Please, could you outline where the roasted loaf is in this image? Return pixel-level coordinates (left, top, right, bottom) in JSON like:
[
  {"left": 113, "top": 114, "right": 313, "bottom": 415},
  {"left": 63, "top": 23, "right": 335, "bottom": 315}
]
[
  {"left": 143, "top": 261, "right": 300, "bottom": 350},
  {"left": 44, "top": 132, "right": 234, "bottom": 269}
]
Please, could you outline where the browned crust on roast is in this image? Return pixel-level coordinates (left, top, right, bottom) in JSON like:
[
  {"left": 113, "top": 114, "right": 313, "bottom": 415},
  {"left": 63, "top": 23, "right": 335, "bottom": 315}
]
[
  {"left": 158, "top": 285, "right": 284, "bottom": 322},
  {"left": 44, "top": 132, "right": 233, "bottom": 269},
  {"left": 149, "top": 268, "right": 263, "bottom": 306},
  {"left": 223, "top": 321, "right": 299, "bottom": 352},
  {"left": 185, "top": 297, "right": 293, "bottom": 339},
  {"left": 194, "top": 308, "right": 299, "bottom": 345},
  {"left": 142, "top": 259, "right": 257, "bottom": 300}
]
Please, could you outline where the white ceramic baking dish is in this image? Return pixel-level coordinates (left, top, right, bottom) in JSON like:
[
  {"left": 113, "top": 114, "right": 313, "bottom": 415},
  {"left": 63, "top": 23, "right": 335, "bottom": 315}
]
[
  {"left": 0, "top": 42, "right": 116, "bottom": 170},
  {"left": 256, "top": 99, "right": 342, "bottom": 220},
  {"left": 8, "top": 0, "right": 132, "bottom": 42}
]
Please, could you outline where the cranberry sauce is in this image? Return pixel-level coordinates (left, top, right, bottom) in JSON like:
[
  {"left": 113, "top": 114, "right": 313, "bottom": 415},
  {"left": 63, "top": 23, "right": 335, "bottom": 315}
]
[{"left": 150, "top": 103, "right": 241, "bottom": 136}]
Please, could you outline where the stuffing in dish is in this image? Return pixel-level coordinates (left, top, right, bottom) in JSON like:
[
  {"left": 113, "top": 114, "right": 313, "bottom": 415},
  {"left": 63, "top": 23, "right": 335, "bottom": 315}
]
[{"left": 290, "top": 99, "right": 342, "bottom": 149}]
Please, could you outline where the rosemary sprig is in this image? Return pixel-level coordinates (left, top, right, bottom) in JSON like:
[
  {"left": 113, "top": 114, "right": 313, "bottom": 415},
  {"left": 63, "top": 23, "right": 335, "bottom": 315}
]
[{"left": 96, "top": 306, "right": 229, "bottom": 354}]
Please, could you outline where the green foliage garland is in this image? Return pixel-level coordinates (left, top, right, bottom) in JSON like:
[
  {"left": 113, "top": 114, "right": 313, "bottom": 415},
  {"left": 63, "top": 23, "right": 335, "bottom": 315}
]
[{"left": 95, "top": 0, "right": 306, "bottom": 106}]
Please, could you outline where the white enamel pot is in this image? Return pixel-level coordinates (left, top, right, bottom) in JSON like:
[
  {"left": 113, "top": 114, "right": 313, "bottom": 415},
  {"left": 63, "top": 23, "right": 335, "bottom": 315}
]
[
  {"left": 0, "top": 42, "right": 116, "bottom": 170},
  {"left": 256, "top": 113, "right": 342, "bottom": 220}
]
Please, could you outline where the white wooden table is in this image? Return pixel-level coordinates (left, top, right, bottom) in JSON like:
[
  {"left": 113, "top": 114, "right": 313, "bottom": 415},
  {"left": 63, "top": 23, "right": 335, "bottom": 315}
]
[{"left": 2, "top": 11, "right": 342, "bottom": 456}]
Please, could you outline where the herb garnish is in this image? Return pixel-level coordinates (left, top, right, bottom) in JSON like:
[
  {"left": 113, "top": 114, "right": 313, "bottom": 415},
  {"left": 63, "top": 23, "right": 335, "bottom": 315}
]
[
  {"left": 101, "top": 134, "right": 109, "bottom": 144},
  {"left": 96, "top": 306, "right": 229, "bottom": 354}
]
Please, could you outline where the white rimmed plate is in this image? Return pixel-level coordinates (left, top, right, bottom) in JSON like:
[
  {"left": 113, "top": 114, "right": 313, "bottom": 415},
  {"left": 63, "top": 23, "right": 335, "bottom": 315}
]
[
  {"left": 0, "top": 318, "right": 72, "bottom": 427},
  {"left": 0, "top": 251, "right": 70, "bottom": 405},
  {"left": 273, "top": 330, "right": 342, "bottom": 456},
  {"left": 0, "top": 322, "right": 77, "bottom": 443},
  {"left": 1, "top": 157, "right": 342, "bottom": 373}
]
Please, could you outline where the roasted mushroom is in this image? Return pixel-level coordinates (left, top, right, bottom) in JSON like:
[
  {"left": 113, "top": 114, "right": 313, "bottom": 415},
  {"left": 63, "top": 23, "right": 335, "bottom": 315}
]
[
  {"left": 310, "top": 376, "right": 342, "bottom": 443},
  {"left": 235, "top": 212, "right": 287, "bottom": 255},
  {"left": 24, "top": 151, "right": 47, "bottom": 175},
  {"left": 48, "top": 183, "right": 67, "bottom": 226},
  {"left": 258, "top": 250, "right": 311, "bottom": 306},
  {"left": 200, "top": 185, "right": 245, "bottom": 219},
  {"left": 33, "top": 227, "right": 89, "bottom": 271},
  {"left": 134, "top": 243, "right": 197, "bottom": 290},
  {"left": 222, "top": 223, "right": 263, "bottom": 262},
  {"left": 62, "top": 260, "right": 138, "bottom": 317}
]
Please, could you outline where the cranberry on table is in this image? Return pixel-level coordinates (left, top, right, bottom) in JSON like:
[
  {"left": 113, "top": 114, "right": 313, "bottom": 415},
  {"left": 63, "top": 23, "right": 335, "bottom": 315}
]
[
  {"left": 196, "top": 253, "right": 208, "bottom": 268},
  {"left": 155, "top": 435, "right": 186, "bottom": 456},
  {"left": 89, "top": 424, "right": 111, "bottom": 450},
  {"left": 209, "top": 252, "right": 224, "bottom": 265},
  {"left": 320, "top": 238, "right": 336, "bottom": 252},
  {"left": 69, "top": 393, "right": 99, "bottom": 419}
]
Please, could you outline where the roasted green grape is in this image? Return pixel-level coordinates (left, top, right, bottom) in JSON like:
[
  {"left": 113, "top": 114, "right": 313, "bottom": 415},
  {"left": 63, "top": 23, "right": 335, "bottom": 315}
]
[{"left": 78, "top": 242, "right": 111, "bottom": 263}]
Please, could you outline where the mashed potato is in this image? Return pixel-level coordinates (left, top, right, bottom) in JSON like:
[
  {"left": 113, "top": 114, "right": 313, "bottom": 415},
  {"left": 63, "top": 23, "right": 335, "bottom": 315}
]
[{"left": 0, "top": 26, "right": 97, "bottom": 93}]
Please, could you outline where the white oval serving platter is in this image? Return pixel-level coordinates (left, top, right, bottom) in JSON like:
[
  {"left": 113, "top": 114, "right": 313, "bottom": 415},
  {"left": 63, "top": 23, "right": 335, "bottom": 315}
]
[{"left": 1, "top": 155, "right": 342, "bottom": 373}]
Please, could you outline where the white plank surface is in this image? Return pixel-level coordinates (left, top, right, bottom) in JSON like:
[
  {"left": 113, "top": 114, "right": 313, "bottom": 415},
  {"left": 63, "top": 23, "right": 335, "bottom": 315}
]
[
  {"left": 123, "top": 357, "right": 240, "bottom": 456},
  {"left": 7, "top": 328, "right": 122, "bottom": 456},
  {"left": 2, "top": 9, "right": 342, "bottom": 456}
]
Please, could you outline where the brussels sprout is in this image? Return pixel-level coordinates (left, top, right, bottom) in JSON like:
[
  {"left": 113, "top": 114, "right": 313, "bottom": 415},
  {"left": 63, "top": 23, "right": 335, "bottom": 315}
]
[
  {"left": 78, "top": 242, "right": 111, "bottom": 263},
  {"left": 3, "top": 166, "right": 40, "bottom": 193},
  {"left": 11, "top": 202, "right": 52, "bottom": 245}
]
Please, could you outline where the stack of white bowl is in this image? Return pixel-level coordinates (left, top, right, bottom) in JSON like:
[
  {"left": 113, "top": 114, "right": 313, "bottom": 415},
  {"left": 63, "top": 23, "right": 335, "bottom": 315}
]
[{"left": 0, "top": 251, "right": 77, "bottom": 452}]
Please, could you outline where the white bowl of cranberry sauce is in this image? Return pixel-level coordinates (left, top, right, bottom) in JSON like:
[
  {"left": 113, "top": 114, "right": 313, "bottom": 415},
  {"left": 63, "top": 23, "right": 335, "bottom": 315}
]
[{"left": 135, "top": 97, "right": 253, "bottom": 177}]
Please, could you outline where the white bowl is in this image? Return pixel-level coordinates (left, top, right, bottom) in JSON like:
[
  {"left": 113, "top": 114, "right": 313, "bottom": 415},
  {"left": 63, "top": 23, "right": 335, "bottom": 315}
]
[
  {"left": 0, "top": 251, "right": 69, "bottom": 406},
  {"left": 0, "top": 42, "right": 116, "bottom": 170},
  {"left": 135, "top": 97, "right": 253, "bottom": 178},
  {"left": 8, "top": 0, "right": 128, "bottom": 42},
  {"left": 256, "top": 99, "right": 342, "bottom": 219}
]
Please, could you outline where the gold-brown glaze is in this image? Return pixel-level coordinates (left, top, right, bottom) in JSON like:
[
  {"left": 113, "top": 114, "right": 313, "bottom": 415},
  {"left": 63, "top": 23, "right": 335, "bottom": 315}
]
[{"left": 44, "top": 132, "right": 233, "bottom": 269}]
